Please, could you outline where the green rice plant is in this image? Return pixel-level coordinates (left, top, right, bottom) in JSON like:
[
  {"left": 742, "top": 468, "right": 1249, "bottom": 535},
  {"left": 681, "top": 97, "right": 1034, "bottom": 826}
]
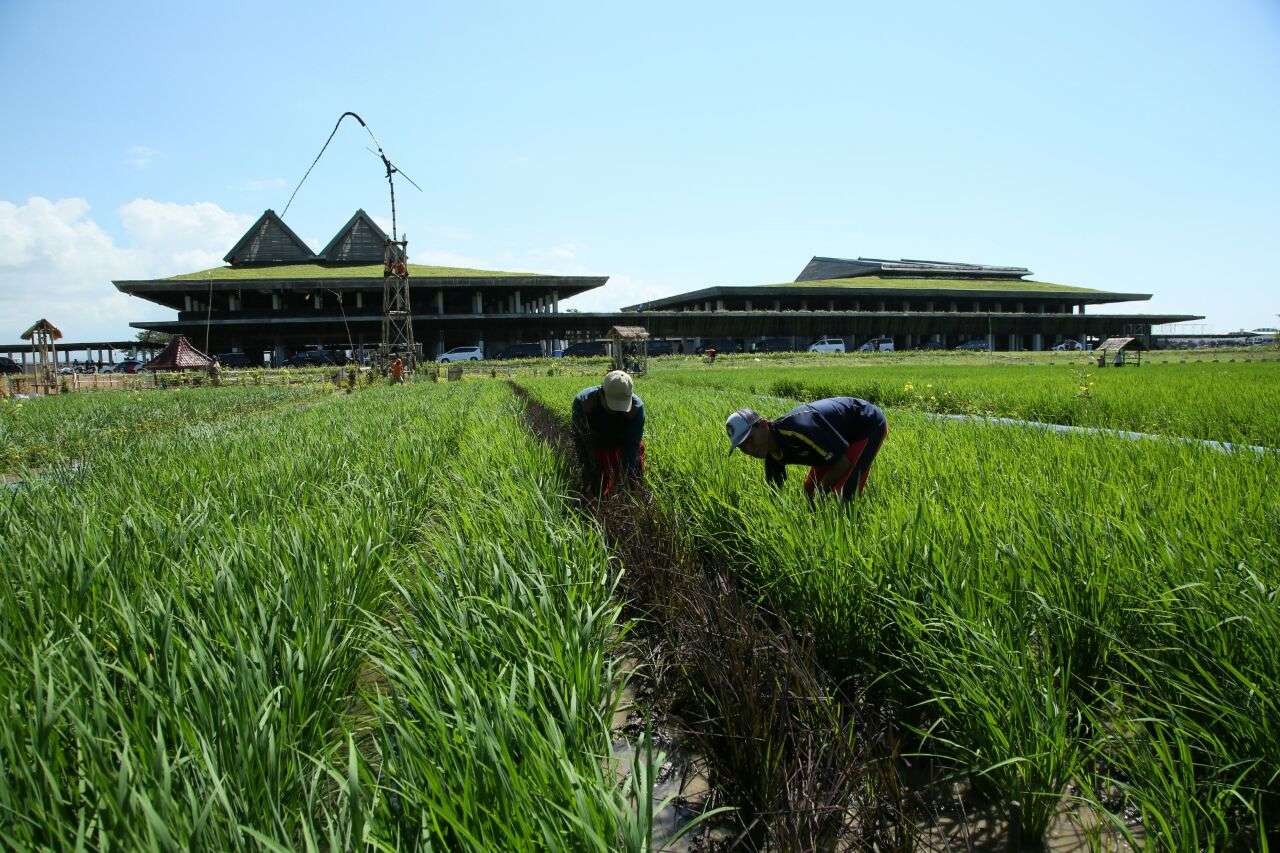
[
  {"left": 651, "top": 360, "right": 1280, "bottom": 446},
  {"left": 0, "top": 382, "right": 648, "bottom": 849},
  {"left": 0, "top": 384, "right": 328, "bottom": 475},
  {"left": 517, "top": 371, "right": 1280, "bottom": 844}
]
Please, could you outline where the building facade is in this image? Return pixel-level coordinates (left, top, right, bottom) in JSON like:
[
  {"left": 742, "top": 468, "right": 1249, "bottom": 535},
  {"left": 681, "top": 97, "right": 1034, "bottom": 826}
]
[
  {"left": 620, "top": 256, "right": 1202, "bottom": 351},
  {"left": 117, "top": 213, "right": 1201, "bottom": 358},
  {"left": 116, "top": 209, "right": 607, "bottom": 362}
]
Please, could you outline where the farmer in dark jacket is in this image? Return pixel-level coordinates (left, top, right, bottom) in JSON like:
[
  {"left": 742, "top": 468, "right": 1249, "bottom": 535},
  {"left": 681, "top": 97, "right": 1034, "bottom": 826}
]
[
  {"left": 725, "top": 397, "right": 887, "bottom": 501},
  {"left": 572, "top": 370, "right": 645, "bottom": 495}
]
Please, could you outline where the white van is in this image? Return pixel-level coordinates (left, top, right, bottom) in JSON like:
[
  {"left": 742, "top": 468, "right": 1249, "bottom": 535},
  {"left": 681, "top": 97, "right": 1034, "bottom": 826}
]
[
  {"left": 808, "top": 337, "right": 846, "bottom": 353},
  {"left": 857, "top": 337, "right": 895, "bottom": 352},
  {"left": 437, "top": 345, "right": 485, "bottom": 363}
]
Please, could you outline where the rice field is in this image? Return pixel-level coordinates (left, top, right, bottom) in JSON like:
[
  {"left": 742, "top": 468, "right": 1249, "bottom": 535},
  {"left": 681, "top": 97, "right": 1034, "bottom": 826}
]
[
  {"left": 2, "top": 359, "right": 1277, "bottom": 849},
  {"left": 518, "top": 367, "right": 1280, "bottom": 849}
]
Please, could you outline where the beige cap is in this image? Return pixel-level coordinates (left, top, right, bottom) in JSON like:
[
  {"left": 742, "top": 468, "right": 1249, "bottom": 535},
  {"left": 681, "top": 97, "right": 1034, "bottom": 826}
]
[{"left": 601, "top": 370, "right": 634, "bottom": 412}]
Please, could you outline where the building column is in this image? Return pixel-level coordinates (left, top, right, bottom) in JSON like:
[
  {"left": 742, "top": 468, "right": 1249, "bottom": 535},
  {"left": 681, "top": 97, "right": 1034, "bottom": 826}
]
[
  {"left": 1008, "top": 333, "right": 1019, "bottom": 351},
  {"left": 704, "top": 300, "right": 712, "bottom": 312},
  {"left": 715, "top": 298, "right": 725, "bottom": 311},
  {"left": 1032, "top": 333, "right": 1043, "bottom": 351},
  {"left": 1015, "top": 302, "right": 1024, "bottom": 313},
  {"left": 472, "top": 292, "right": 482, "bottom": 314},
  {"left": 904, "top": 333, "right": 914, "bottom": 349},
  {"left": 773, "top": 299, "right": 781, "bottom": 311},
  {"left": 435, "top": 290, "right": 444, "bottom": 315},
  {"left": 902, "top": 300, "right": 910, "bottom": 312},
  {"left": 949, "top": 301, "right": 958, "bottom": 312},
  {"left": 926, "top": 301, "right": 935, "bottom": 312},
  {"left": 745, "top": 299, "right": 753, "bottom": 310},
  {"left": 514, "top": 290, "right": 522, "bottom": 314},
  {"left": 184, "top": 295, "right": 194, "bottom": 312},
  {"left": 800, "top": 299, "right": 809, "bottom": 310},
  {"left": 436, "top": 333, "right": 445, "bottom": 357},
  {"left": 827, "top": 299, "right": 835, "bottom": 311},
  {"left": 974, "top": 301, "right": 982, "bottom": 312},
  {"left": 552, "top": 290, "right": 560, "bottom": 313}
]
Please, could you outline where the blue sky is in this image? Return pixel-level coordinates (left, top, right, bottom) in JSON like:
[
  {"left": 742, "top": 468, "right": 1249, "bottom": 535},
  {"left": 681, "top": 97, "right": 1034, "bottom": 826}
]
[{"left": 1, "top": 0, "right": 1277, "bottom": 339}]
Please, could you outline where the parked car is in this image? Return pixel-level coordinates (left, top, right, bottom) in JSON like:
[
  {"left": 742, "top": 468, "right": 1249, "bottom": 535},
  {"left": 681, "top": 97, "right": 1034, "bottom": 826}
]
[
  {"left": 1051, "top": 340, "right": 1084, "bottom": 351},
  {"left": 809, "top": 337, "right": 846, "bottom": 354},
  {"left": 115, "top": 360, "right": 144, "bottom": 374},
  {"left": 0, "top": 356, "right": 22, "bottom": 375},
  {"left": 560, "top": 341, "right": 607, "bottom": 357},
  {"left": 215, "top": 352, "right": 255, "bottom": 368},
  {"left": 492, "top": 343, "right": 543, "bottom": 360},
  {"left": 287, "top": 350, "right": 340, "bottom": 367},
  {"left": 438, "top": 345, "right": 484, "bottom": 363},
  {"left": 752, "top": 337, "right": 799, "bottom": 353},
  {"left": 954, "top": 339, "right": 992, "bottom": 351},
  {"left": 646, "top": 339, "right": 675, "bottom": 356},
  {"left": 858, "top": 337, "right": 895, "bottom": 352}
]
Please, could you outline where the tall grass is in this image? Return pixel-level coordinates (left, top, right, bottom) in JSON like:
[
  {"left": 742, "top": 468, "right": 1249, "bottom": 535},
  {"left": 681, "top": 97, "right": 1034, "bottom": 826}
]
[
  {"left": 519, "top": 373, "right": 1280, "bottom": 845},
  {"left": 653, "top": 360, "right": 1280, "bottom": 446},
  {"left": 0, "top": 383, "right": 647, "bottom": 849}
]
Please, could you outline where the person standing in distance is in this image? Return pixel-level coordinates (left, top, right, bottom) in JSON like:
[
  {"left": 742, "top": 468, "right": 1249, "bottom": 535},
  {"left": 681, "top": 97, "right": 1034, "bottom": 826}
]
[
  {"left": 571, "top": 370, "right": 645, "bottom": 495},
  {"left": 725, "top": 397, "right": 887, "bottom": 501}
]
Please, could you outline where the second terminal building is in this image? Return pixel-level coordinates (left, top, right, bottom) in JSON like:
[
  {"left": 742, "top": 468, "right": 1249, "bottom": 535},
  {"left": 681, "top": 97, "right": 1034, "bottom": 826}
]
[{"left": 116, "top": 208, "right": 1201, "bottom": 361}]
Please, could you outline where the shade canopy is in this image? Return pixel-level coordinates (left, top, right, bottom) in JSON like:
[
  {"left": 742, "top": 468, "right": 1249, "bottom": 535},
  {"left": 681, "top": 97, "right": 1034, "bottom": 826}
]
[
  {"left": 608, "top": 326, "right": 650, "bottom": 341},
  {"left": 21, "top": 319, "right": 63, "bottom": 341}
]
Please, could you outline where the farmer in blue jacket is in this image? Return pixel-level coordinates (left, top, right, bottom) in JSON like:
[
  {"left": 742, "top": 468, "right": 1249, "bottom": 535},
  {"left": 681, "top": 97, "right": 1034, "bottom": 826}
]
[
  {"left": 725, "top": 397, "right": 887, "bottom": 501},
  {"left": 572, "top": 370, "right": 645, "bottom": 495}
]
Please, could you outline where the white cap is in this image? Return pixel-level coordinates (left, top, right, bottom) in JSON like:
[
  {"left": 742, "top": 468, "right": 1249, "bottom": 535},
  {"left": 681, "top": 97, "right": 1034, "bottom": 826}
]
[
  {"left": 725, "top": 408, "right": 760, "bottom": 454},
  {"left": 602, "top": 370, "right": 634, "bottom": 412}
]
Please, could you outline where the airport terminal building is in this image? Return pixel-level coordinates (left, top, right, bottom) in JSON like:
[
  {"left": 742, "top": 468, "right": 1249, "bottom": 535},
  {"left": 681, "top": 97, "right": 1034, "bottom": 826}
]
[
  {"left": 115, "top": 210, "right": 1201, "bottom": 360},
  {"left": 619, "top": 256, "right": 1202, "bottom": 352}
]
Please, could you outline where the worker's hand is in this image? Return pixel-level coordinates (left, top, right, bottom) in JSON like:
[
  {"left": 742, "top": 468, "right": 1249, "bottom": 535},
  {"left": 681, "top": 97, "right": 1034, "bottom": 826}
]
[{"left": 764, "top": 458, "right": 785, "bottom": 489}]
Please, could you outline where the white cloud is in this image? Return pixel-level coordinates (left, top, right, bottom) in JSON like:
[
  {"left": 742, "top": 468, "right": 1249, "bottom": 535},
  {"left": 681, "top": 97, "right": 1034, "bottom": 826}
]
[
  {"left": 126, "top": 145, "right": 158, "bottom": 170},
  {"left": 562, "top": 273, "right": 678, "bottom": 312},
  {"left": 530, "top": 243, "right": 580, "bottom": 262},
  {"left": 0, "top": 197, "right": 254, "bottom": 341},
  {"left": 238, "top": 177, "right": 288, "bottom": 191}
]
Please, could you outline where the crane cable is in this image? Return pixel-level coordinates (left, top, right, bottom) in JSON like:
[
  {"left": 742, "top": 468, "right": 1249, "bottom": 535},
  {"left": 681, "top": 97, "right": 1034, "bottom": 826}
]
[{"left": 280, "top": 111, "right": 421, "bottom": 241}]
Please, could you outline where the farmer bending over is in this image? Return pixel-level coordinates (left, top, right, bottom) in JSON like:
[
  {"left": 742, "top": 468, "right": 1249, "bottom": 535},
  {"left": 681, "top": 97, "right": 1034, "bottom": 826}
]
[
  {"left": 572, "top": 370, "right": 645, "bottom": 495},
  {"left": 725, "top": 397, "right": 887, "bottom": 501}
]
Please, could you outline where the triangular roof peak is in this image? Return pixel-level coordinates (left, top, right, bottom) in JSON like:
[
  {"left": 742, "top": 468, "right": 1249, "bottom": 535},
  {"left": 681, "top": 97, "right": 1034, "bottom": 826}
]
[
  {"left": 318, "top": 209, "right": 389, "bottom": 264},
  {"left": 22, "top": 318, "right": 63, "bottom": 340},
  {"left": 143, "top": 335, "right": 215, "bottom": 371},
  {"left": 223, "top": 210, "right": 315, "bottom": 266}
]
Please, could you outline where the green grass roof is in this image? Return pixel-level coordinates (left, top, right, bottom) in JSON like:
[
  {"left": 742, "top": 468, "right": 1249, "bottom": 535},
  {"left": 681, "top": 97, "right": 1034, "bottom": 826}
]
[
  {"left": 167, "top": 263, "right": 535, "bottom": 281},
  {"left": 782, "top": 276, "right": 1099, "bottom": 293}
]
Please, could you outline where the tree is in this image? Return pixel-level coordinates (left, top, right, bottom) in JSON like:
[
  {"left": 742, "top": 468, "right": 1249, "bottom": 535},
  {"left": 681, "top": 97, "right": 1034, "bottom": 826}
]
[{"left": 135, "top": 330, "right": 173, "bottom": 346}]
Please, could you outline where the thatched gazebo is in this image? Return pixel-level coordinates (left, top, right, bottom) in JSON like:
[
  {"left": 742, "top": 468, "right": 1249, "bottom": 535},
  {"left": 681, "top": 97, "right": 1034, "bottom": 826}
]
[
  {"left": 21, "top": 318, "right": 63, "bottom": 394},
  {"left": 608, "top": 325, "right": 649, "bottom": 375},
  {"left": 1093, "top": 336, "right": 1143, "bottom": 367},
  {"left": 143, "top": 336, "right": 215, "bottom": 371}
]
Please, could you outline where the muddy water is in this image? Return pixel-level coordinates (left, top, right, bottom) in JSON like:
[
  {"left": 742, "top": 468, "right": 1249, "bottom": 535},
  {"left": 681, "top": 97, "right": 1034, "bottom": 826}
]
[{"left": 608, "top": 663, "right": 730, "bottom": 851}]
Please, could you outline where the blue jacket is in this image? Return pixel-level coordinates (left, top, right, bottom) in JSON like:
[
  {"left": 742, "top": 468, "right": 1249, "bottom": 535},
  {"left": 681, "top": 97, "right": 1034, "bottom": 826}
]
[
  {"left": 769, "top": 397, "right": 885, "bottom": 468},
  {"left": 571, "top": 386, "right": 645, "bottom": 473}
]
